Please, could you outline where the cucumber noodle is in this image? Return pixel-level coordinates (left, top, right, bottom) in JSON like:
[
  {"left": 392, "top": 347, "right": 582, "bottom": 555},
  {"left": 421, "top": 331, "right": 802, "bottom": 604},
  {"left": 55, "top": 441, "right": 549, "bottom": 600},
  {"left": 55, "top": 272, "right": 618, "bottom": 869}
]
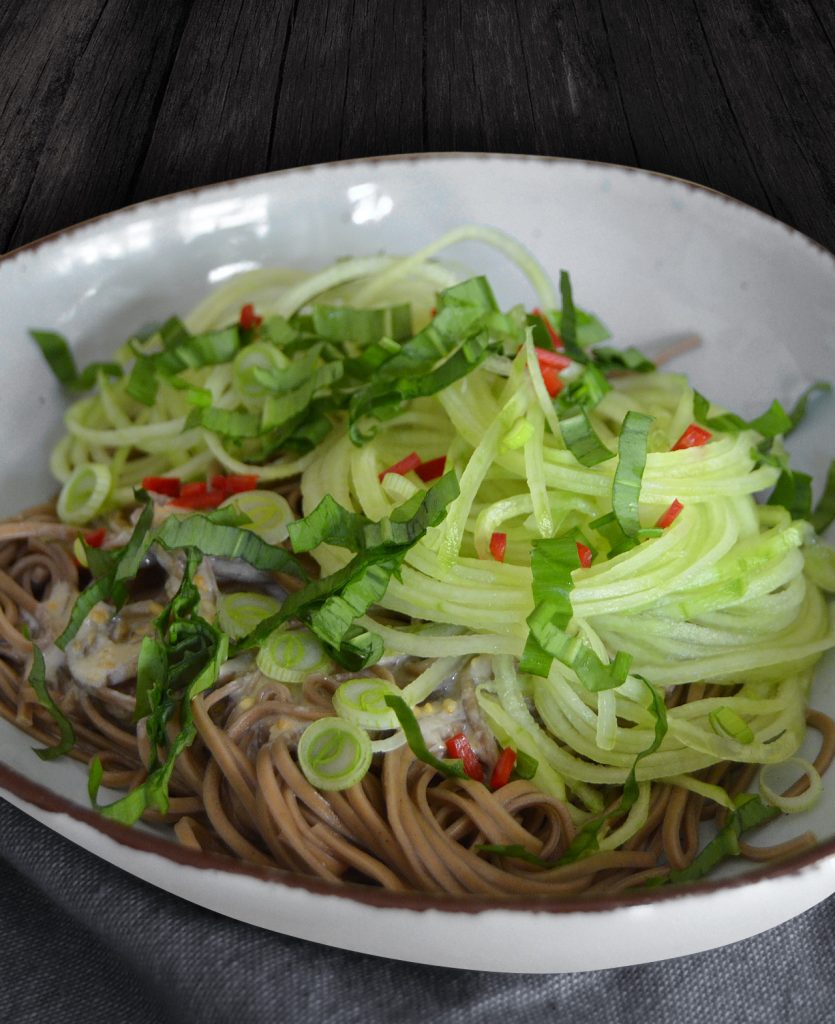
[{"left": 2, "top": 224, "right": 834, "bottom": 897}]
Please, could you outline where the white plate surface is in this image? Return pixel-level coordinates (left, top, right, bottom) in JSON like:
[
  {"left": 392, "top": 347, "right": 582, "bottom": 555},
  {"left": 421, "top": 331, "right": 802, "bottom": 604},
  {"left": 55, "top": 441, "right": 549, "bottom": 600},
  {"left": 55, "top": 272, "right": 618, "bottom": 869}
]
[{"left": 0, "top": 154, "right": 833, "bottom": 972}]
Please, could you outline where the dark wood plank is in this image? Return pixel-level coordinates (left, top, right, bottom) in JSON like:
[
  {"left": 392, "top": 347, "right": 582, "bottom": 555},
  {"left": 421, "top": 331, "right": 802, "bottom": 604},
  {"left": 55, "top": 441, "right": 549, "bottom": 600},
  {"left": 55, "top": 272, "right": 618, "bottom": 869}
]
[
  {"left": 269, "top": 0, "right": 423, "bottom": 169},
  {"left": 132, "top": 0, "right": 295, "bottom": 201},
  {"left": 266, "top": 1, "right": 352, "bottom": 169},
  {"left": 598, "top": 0, "right": 774, "bottom": 216},
  {"left": 694, "top": 0, "right": 835, "bottom": 250},
  {"left": 337, "top": 0, "right": 424, "bottom": 159},
  {"left": 513, "top": 0, "right": 637, "bottom": 165},
  {"left": 424, "top": 0, "right": 537, "bottom": 152},
  {"left": 7, "top": 0, "right": 192, "bottom": 250},
  {"left": 0, "top": 0, "right": 109, "bottom": 251}
]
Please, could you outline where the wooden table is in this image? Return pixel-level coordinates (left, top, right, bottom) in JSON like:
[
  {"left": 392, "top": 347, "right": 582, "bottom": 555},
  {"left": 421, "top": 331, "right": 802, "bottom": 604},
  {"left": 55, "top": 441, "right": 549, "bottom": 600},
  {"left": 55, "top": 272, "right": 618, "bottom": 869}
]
[
  {"left": 1, "top": 3, "right": 834, "bottom": 1019},
  {"left": 2, "top": 0, "right": 833, "bottom": 254}
]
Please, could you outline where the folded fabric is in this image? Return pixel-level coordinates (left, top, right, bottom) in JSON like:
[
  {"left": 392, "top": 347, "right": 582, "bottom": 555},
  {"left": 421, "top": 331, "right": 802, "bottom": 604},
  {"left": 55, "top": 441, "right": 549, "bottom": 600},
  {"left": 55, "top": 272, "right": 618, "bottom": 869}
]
[{"left": 1, "top": 797, "right": 832, "bottom": 1024}]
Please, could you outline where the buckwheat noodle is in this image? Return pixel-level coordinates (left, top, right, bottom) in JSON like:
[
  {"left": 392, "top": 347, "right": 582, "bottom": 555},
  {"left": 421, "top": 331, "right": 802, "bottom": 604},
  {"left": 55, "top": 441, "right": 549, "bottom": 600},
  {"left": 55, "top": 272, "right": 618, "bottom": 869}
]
[
  {"left": 2, "top": 226, "right": 834, "bottom": 897},
  {"left": 2, "top": 510, "right": 833, "bottom": 895}
]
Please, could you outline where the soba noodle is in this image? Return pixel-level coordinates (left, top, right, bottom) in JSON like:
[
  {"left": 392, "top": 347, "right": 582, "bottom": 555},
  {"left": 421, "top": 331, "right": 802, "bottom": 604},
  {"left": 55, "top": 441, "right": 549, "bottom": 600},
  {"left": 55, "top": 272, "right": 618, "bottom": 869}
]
[{"left": 2, "top": 226, "right": 834, "bottom": 896}]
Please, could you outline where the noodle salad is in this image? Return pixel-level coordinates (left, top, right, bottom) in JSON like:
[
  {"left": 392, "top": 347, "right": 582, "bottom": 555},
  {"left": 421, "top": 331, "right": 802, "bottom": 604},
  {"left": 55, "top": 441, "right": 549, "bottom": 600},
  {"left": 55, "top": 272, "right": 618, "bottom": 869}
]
[{"left": 2, "top": 225, "right": 834, "bottom": 896}]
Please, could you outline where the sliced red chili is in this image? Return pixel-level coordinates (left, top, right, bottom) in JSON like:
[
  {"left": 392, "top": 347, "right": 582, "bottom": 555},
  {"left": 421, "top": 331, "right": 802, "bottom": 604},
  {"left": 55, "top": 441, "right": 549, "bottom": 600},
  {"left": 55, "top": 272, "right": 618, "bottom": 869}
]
[
  {"left": 490, "top": 747, "right": 517, "bottom": 789},
  {"left": 539, "top": 364, "right": 564, "bottom": 397},
  {"left": 83, "top": 527, "right": 107, "bottom": 548},
  {"left": 671, "top": 424, "right": 712, "bottom": 451},
  {"left": 576, "top": 542, "right": 593, "bottom": 568},
  {"left": 211, "top": 473, "right": 259, "bottom": 494},
  {"left": 239, "top": 303, "right": 263, "bottom": 330},
  {"left": 535, "top": 347, "right": 572, "bottom": 371},
  {"left": 379, "top": 451, "right": 421, "bottom": 480},
  {"left": 171, "top": 490, "right": 226, "bottom": 510},
  {"left": 532, "top": 307, "right": 563, "bottom": 349},
  {"left": 414, "top": 456, "right": 446, "bottom": 482},
  {"left": 179, "top": 481, "right": 207, "bottom": 499},
  {"left": 445, "top": 732, "right": 484, "bottom": 782},
  {"left": 142, "top": 476, "right": 181, "bottom": 497},
  {"left": 656, "top": 499, "right": 684, "bottom": 529},
  {"left": 489, "top": 532, "right": 507, "bottom": 562}
]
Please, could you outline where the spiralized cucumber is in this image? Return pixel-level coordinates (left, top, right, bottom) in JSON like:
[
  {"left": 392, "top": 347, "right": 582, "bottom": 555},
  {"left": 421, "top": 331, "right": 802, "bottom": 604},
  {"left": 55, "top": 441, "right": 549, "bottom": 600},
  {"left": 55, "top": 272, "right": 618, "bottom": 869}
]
[{"left": 42, "top": 224, "right": 834, "bottom": 851}]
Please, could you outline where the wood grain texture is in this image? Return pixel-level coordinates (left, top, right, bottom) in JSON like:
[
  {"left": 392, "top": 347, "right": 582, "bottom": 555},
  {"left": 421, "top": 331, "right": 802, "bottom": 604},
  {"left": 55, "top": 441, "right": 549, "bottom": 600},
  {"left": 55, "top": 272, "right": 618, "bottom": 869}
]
[
  {"left": 268, "top": 0, "right": 423, "bottom": 169},
  {"left": 694, "top": 0, "right": 835, "bottom": 247},
  {"left": 0, "top": 0, "right": 109, "bottom": 252},
  {"left": 133, "top": 0, "right": 294, "bottom": 201},
  {"left": 0, "top": 0, "right": 833, "bottom": 253},
  {"left": 513, "top": 0, "right": 638, "bottom": 165},
  {"left": 5, "top": 0, "right": 191, "bottom": 249},
  {"left": 599, "top": 0, "right": 775, "bottom": 212},
  {"left": 424, "top": 0, "right": 536, "bottom": 152}
]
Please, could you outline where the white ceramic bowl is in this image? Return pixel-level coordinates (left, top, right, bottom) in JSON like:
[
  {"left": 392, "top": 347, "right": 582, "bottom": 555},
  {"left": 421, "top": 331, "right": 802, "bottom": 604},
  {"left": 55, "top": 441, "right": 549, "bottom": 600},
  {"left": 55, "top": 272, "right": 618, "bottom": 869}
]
[{"left": 1, "top": 155, "right": 833, "bottom": 972}]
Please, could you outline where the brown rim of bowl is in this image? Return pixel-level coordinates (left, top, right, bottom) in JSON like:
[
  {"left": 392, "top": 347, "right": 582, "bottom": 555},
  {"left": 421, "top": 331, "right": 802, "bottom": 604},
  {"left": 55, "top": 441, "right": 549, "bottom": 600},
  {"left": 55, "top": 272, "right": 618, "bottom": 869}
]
[{"left": 1, "top": 152, "right": 834, "bottom": 919}]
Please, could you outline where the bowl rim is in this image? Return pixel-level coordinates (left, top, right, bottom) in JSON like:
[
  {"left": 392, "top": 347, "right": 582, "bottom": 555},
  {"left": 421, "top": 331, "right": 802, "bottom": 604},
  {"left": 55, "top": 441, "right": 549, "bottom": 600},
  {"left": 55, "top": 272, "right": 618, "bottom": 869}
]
[{"left": 1, "top": 150, "right": 834, "bottom": 918}]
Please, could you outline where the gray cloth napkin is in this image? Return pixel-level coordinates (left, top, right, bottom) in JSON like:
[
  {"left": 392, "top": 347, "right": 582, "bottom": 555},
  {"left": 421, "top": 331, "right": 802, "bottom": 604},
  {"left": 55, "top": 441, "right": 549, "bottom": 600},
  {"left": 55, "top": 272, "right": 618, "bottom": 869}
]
[{"left": 1, "top": 796, "right": 831, "bottom": 1024}]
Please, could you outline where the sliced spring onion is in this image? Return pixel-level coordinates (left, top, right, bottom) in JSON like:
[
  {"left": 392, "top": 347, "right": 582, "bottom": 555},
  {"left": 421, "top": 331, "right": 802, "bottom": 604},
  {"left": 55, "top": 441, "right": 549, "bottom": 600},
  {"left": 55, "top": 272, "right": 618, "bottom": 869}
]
[
  {"left": 256, "top": 625, "right": 335, "bottom": 682},
  {"left": 381, "top": 472, "right": 420, "bottom": 503},
  {"left": 662, "top": 795, "right": 778, "bottom": 885},
  {"left": 30, "top": 329, "right": 122, "bottom": 391},
  {"left": 787, "top": 381, "right": 832, "bottom": 434},
  {"left": 709, "top": 706, "right": 754, "bottom": 745},
  {"left": 559, "top": 408, "right": 615, "bottom": 466},
  {"left": 154, "top": 509, "right": 304, "bottom": 577},
  {"left": 333, "top": 677, "right": 403, "bottom": 730},
  {"left": 556, "top": 270, "right": 587, "bottom": 363},
  {"left": 693, "top": 391, "right": 792, "bottom": 438},
  {"left": 500, "top": 417, "right": 535, "bottom": 452},
  {"left": 612, "top": 411, "right": 653, "bottom": 537},
  {"left": 297, "top": 717, "right": 372, "bottom": 791},
  {"left": 28, "top": 646, "right": 76, "bottom": 760},
  {"left": 233, "top": 341, "right": 289, "bottom": 401},
  {"left": 555, "top": 363, "right": 611, "bottom": 413},
  {"left": 220, "top": 489, "right": 295, "bottom": 545},
  {"left": 217, "top": 591, "right": 281, "bottom": 640},
  {"left": 56, "top": 463, "right": 112, "bottom": 524},
  {"left": 383, "top": 695, "right": 470, "bottom": 780},
  {"left": 519, "top": 534, "right": 582, "bottom": 677},
  {"left": 759, "top": 757, "right": 822, "bottom": 813},
  {"left": 549, "top": 305, "right": 611, "bottom": 349},
  {"left": 312, "top": 302, "right": 412, "bottom": 344},
  {"left": 527, "top": 601, "right": 632, "bottom": 692},
  {"left": 591, "top": 346, "right": 654, "bottom": 374},
  {"left": 72, "top": 536, "right": 89, "bottom": 567}
]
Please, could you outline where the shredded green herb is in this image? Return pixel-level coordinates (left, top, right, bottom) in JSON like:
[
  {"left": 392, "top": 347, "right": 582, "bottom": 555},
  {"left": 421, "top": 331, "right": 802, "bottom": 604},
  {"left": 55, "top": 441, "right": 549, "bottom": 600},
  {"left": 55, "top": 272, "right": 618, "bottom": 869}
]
[
  {"left": 27, "top": 646, "right": 76, "bottom": 760},
  {"left": 811, "top": 459, "right": 835, "bottom": 534},
  {"left": 384, "top": 695, "right": 470, "bottom": 779},
  {"left": 612, "top": 411, "right": 653, "bottom": 537},
  {"left": 31, "top": 330, "right": 122, "bottom": 391}
]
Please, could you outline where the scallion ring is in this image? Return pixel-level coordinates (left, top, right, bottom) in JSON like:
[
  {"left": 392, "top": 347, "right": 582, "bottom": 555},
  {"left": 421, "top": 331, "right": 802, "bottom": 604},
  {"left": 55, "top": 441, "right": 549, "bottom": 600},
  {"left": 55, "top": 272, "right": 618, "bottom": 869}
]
[
  {"left": 256, "top": 624, "right": 335, "bottom": 683},
  {"left": 709, "top": 706, "right": 754, "bottom": 745},
  {"left": 220, "top": 489, "right": 294, "bottom": 545},
  {"left": 232, "top": 341, "right": 289, "bottom": 401},
  {"left": 297, "top": 717, "right": 372, "bottom": 791},
  {"left": 380, "top": 473, "right": 419, "bottom": 503},
  {"left": 759, "top": 757, "right": 822, "bottom": 814},
  {"left": 217, "top": 591, "right": 281, "bottom": 640},
  {"left": 333, "top": 677, "right": 403, "bottom": 730},
  {"left": 56, "top": 463, "right": 111, "bottom": 524}
]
